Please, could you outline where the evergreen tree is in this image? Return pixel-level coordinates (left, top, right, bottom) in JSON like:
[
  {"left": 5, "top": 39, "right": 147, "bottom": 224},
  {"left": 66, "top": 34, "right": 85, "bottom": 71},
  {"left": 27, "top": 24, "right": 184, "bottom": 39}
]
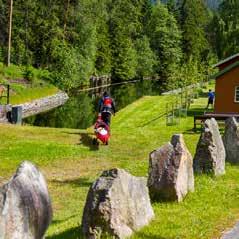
[
  {"left": 112, "top": 36, "right": 138, "bottom": 81},
  {"left": 166, "top": 0, "right": 179, "bottom": 19},
  {"left": 214, "top": 0, "right": 239, "bottom": 58},
  {"left": 109, "top": 0, "right": 144, "bottom": 81},
  {"left": 94, "top": 0, "right": 112, "bottom": 76},
  {"left": 0, "top": 0, "right": 212, "bottom": 90},
  {"left": 147, "top": 2, "right": 182, "bottom": 89},
  {"left": 179, "top": 0, "right": 210, "bottom": 62},
  {"left": 135, "top": 36, "right": 157, "bottom": 78}
]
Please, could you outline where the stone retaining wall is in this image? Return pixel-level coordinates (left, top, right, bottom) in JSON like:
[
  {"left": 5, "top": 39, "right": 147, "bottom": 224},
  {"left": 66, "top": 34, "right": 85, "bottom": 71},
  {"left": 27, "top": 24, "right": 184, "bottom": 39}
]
[{"left": 15, "top": 91, "right": 69, "bottom": 119}]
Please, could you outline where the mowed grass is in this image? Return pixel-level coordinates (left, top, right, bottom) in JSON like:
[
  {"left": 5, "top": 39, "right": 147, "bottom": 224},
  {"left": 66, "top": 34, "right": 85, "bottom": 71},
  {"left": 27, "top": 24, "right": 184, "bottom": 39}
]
[
  {"left": 0, "top": 91, "right": 239, "bottom": 239},
  {"left": 9, "top": 84, "right": 58, "bottom": 105},
  {"left": 0, "top": 62, "right": 58, "bottom": 104}
]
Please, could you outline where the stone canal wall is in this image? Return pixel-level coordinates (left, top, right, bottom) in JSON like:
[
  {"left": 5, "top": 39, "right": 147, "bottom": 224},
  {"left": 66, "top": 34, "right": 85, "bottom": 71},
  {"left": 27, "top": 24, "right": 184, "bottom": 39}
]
[{"left": 16, "top": 91, "right": 69, "bottom": 119}]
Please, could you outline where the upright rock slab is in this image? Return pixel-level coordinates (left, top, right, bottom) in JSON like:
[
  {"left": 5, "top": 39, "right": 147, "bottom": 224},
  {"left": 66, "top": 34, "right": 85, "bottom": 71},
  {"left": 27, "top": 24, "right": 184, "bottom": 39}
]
[
  {"left": 0, "top": 161, "right": 52, "bottom": 239},
  {"left": 193, "top": 118, "right": 225, "bottom": 176},
  {"left": 82, "top": 168, "right": 154, "bottom": 239},
  {"left": 223, "top": 117, "right": 239, "bottom": 163},
  {"left": 148, "top": 134, "right": 194, "bottom": 202}
]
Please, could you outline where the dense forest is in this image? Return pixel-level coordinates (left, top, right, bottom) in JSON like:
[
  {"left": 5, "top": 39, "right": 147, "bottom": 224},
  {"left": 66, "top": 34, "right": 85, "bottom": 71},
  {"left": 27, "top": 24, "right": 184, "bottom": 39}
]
[{"left": 0, "top": 0, "right": 236, "bottom": 91}]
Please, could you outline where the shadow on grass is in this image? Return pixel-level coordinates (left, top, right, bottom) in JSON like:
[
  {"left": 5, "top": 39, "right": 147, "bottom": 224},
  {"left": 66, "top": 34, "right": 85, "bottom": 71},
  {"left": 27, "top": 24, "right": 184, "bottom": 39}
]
[
  {"left": 46, "top": 227, "right": 171, "bottom": 239},
  {"left": 63, "top": 130, "right": 95, "bottom": 135},
  {"left": 183, "top": 128, "right": 201, "bottom": 135},
  {"left": 187, "top": 106, "right": 214, "bottom": 116},
  {"left": 139, "top": 112, "right": 166, "bottom": 127},
  {"left": 79, "top": 133, "right": 99, "bottom": 151},
  {"left": 133, "top": 232, "right": 173, "bottom": 239},
  {"left": 187, "top": 107, "right": 207, "bottom": 117},
  {"left": 46, "top": 226, "right": 84, "bottom": 239},
  {"left": 51, "top": 177, "right": 92, "bottom": 188},
  {"left": 50, "top": 214, "right": 79, "bottom": 226}
]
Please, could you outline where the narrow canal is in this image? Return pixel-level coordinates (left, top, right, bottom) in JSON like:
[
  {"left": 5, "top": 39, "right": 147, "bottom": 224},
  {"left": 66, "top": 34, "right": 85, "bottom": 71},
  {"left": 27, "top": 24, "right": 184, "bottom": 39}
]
[{"left": 24, "top": 80, "right": 161, "bottom": 129}]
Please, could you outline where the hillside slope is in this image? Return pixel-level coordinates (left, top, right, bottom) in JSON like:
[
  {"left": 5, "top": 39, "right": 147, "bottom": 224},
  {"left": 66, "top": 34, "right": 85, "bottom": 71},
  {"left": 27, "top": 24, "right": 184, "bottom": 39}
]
[
  {"left": 0, "top": 63, "right": 58, "bottom": 104},
  {"left": 0, "top": 92, "right": 239, "bottom": 239}
]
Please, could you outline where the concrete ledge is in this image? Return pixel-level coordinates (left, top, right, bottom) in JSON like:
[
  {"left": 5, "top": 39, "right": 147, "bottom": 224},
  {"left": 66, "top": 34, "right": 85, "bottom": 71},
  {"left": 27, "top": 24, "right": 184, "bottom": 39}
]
[{"left": 14, "top": 91, "right": 69, "bottom": 119}]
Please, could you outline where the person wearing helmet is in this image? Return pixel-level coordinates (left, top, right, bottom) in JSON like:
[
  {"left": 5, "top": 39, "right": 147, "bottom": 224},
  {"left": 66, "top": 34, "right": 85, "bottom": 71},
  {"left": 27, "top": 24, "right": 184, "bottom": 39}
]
[{"left": 98, "top": 91, "right": 116, "bottom": 126}]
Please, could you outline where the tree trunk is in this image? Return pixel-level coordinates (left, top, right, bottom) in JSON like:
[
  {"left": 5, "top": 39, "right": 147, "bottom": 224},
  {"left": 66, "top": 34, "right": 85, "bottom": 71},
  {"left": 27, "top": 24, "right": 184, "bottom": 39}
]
[
  {"left": 7, "top": 0, "right": 13, "bottom": 66},
  {"left": 63, "top": 0, "right": 70, "bottom": 37}
]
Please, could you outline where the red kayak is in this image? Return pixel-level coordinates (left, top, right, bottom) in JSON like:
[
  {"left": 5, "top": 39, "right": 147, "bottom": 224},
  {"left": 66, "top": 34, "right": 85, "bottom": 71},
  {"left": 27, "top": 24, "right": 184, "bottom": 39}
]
[{"left": 93, "top": 115, "right": 110, "bottom": 145}]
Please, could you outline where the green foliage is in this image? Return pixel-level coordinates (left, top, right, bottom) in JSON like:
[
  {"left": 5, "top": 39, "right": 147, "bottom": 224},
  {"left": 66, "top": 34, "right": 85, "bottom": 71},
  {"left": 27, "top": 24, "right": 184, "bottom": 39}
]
[
  {"left": 50, "top": 42, "right": 82, "bottom": 90},
  {"left": 135, "top": 36, "right": 157, "bottom": 78},
  {"left": 2, "top": 64, "right": 23, "bottom": 79},
  {"left": 109, "top": 0, "right": 145, "bottom": 81},
  {"left": 147, "top": 2, "right": 182, "bottom": 89},
  {"left": 94, "top": 0, "right": 112, "bottom": 76},
  {"left": 178, "top": 60, "right": 204, "bottom": 88},
  {"left": 22, "top": 66, "right": 34, "bottom": 83},
  {"left": 0, "top": 0, "right": 218, "bottom": 90},
  {"left": 179, "top": 0, "right": 210, "bottom": 62},
  {"left": 112, "top": 37, "right": 138, "bottom": 81},
  {"left": 0, "top": 62, "right": 57, "bottom": 103},
  {"left": 211, "top": 0, "right": 239, "bottom": 58},
  {"left": 22, "top": 65, "right": 52, "bottom": 85}
]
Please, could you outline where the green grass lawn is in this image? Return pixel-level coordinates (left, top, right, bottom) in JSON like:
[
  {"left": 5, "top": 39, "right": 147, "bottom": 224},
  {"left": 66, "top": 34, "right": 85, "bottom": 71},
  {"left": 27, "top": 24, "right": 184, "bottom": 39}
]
[
  {"left": 0, "top": 62, "right": 58, "bottom": 104},
  {"left": 8, "top": 84, "right": 58, "bottom": 104},
  {"left": 0, "top": 87, "right": 238, "bottom": 239}
]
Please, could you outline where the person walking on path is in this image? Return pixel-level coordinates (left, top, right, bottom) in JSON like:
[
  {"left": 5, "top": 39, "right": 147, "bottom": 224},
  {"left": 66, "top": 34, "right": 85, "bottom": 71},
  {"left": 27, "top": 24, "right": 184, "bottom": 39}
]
[
  {"left": 98, "top": 91, "right": 116, "bottom": 126},
  {"left": 206, "top": 89, "right": 215, "bottom": 109}
]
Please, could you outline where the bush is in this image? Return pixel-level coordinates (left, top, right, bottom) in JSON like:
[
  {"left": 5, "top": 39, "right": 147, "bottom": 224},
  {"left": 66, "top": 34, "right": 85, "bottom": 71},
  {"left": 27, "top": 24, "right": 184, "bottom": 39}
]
[
  {"left": 23, "top": 66, "right": 35, "bottom": 83},
  {"left": 3, "top": 64, "right": 23, "bottom": 79}
]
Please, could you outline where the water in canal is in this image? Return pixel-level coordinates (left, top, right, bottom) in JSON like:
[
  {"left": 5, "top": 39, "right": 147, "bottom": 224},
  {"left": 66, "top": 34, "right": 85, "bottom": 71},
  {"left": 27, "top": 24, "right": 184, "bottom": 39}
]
[{"left": 24, "top": 80, "right": 161, "bottom": 129}]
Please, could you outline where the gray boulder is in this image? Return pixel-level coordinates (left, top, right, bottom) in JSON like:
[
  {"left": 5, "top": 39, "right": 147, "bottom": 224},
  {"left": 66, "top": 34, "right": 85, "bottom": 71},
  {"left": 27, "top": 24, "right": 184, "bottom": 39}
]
[
  {"left": 0, "top": 161, "right": 52, "bottom": 239},
  {"left": 223, "top": 117, "right": 239, "bottom": 163},
  {"left": 193, "top": 118, "right": 225, "bottom": 176},
  {"left": 82, "top": 168, "right": 154, "bottom": 239},
  {"left": 148, "top": 134, "right": 194, "bottom": 202}
]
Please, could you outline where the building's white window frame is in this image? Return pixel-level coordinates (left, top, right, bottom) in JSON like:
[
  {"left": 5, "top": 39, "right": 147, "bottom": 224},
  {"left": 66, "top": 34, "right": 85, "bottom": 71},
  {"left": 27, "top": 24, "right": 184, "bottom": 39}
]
[{"left": 235, "top": 86, "right": 239, "bottom": 103}]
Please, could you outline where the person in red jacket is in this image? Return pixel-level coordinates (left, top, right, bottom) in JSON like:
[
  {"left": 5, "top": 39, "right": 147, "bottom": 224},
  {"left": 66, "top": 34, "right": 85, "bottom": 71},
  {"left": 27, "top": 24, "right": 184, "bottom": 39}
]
[{"left": 98, "top": 91, "right": 116, "bottom": 126}]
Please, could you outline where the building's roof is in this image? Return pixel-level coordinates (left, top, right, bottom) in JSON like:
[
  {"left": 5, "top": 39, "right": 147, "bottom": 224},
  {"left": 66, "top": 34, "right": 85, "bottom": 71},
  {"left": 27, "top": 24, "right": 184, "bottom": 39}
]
[
  {"left": 213, "top": 53, "right": 239, "bottom": 68},
  {"left": 211, "top": 61, "right": 239, "bottom": 79}
]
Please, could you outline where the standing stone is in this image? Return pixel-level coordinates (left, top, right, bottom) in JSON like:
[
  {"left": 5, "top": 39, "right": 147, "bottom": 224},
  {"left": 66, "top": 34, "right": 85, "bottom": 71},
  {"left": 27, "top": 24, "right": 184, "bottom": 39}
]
[
  {"left": 223, "top": 117, "right": 239, "bottom": 163},
  {"left": 82, "top": 168, "right": 154, "bottom": 239},
  {"left": 0, "top": 161, "right": 52, "bottom": 239},
  {"left": 148, "top": 134, "right": 194, "bottom": 202},
  {"left": 193, "top": 118, "right": 225, "bottom": 176}
]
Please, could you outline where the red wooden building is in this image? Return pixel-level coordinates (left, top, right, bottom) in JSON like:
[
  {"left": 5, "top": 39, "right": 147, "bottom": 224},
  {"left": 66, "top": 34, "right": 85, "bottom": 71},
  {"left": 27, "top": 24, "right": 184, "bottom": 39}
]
[{"left": 213, "top": 53, "right": 239, "bottom": 114}]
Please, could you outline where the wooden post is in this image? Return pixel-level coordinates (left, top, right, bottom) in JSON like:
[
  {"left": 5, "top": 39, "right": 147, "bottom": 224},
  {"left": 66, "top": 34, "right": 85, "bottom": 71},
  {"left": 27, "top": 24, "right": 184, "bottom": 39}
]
[
  {"left": 7, "top": 85, "right": 10, "bottom": 104},
  {"left": 7, "top": 0, "right": 13, "bottom": 66}
]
